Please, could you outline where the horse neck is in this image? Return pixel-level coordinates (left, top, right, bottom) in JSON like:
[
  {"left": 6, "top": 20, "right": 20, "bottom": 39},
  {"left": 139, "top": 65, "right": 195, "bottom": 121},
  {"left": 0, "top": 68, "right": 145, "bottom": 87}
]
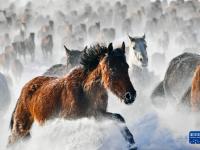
[
  {"left": 83, "top": 66, "right": 108, "bottom": 112},
  {"left": 83, "top": 66, "right": 105, "bottom": 94},
  {"left": 127, "top": 47, "right": 139, "bottom": 68}
]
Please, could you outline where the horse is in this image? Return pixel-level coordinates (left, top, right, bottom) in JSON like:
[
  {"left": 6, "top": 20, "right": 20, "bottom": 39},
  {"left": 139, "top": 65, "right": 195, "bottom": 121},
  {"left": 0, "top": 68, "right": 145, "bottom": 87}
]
[
  {"left": 88, "top": 22, "right": 101, "bottom": 41},
  {"left": 127, "top": 34, "right": 156, "bottom": 91},
  {"left": 10, "top": 58, "right": 24, "bottom": 82},
  {"left": 151, "top": 53, "right": 200, "bottom": 108},
  {"left": 41, "top": 34, "right": 53, "bottom": 58},
  {"left": 0, "top": 53, "right": 9, "bottom": 72},
  {"left": 0, "top": 46, "right": 16, "bottom": 72},
  {"left": 24, "top": 32, "right": 35, "bottom": 61},
  {"left": 0, "top": 72, "right": 11, "bottom": 113},
  {"left": 38, "top": 20, "right": 54, "bottom": 38},
  {"left": 12, "top": 41, "right": 26, "bottom": 61},
  {"left": 8, "top": 42, "right": 137, "bottom": 150},
  {"left": 43, "top": 46, "right": 86, "bottom": 77}
]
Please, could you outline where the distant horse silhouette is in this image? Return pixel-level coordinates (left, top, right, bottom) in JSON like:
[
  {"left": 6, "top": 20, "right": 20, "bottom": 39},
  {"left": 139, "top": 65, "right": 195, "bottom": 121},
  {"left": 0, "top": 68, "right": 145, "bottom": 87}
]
[
  {"left": 151, "top": 53, "right": 200, "bottom": 108},
  {"left": 12, "top": 41, "right": 26, "bottom": 61},
  {"left": 0, "top": 72, "right": 11, "bottom": 113},
  {"left": 0, "top": 45, "right": 16, "bottom": 72},
  {"left": 10, "top": 58, "right": 23, "bottom": 82},
  {"left": 24, "top": 32, "right": 35, "bottom": 61},
  {"left": 8, "top": 43, "right": 137, "bottom": 150},
  {"left": 41, "top": 34, "right": 53, "bottom": 57}
]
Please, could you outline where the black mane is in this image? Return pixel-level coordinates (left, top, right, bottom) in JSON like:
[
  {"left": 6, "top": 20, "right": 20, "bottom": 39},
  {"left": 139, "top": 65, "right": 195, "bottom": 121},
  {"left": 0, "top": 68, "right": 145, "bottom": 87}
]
[{"left": 80, "top": 44, "right": 107, "bottom": 72}]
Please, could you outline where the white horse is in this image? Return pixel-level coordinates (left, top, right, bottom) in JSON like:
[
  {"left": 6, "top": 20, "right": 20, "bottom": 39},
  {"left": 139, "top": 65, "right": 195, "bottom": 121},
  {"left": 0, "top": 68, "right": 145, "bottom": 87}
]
[
  {"left": 127, "top": 34, "right": 148, "bottom": 68},
  {"left": 127, "top": 35, "right": 156, "bottom": 91}
]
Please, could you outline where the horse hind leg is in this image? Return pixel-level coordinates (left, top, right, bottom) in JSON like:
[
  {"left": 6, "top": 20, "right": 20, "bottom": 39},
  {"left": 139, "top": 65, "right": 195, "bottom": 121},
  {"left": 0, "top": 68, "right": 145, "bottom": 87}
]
[
  {"left": 8, "top": 107, "right": 33, "bottom": 146},
  {"left": 151, "top": 81, "right": 167, "bottom": 108}
]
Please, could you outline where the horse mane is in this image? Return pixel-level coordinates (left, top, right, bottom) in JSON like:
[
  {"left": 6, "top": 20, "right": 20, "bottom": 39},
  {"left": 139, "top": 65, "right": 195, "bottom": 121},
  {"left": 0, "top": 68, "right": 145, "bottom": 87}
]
[{"left": 80, "top": 44, "right": 107, "bottom": 72}]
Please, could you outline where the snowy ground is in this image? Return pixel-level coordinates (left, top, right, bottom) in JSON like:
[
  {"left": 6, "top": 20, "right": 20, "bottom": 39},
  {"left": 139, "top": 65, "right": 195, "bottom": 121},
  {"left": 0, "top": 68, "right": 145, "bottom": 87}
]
[
  {"left": 0, "top": 0, "right": 200, "bottom": 149},
  {"left": 0, "top": 54, "right": 199, "bottom": 150}
]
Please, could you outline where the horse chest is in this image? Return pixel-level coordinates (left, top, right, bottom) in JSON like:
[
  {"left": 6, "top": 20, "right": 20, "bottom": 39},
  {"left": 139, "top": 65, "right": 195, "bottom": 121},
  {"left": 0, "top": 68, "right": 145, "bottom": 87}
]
[{"left": 86, "top": 91, "right": 108, "bottom": 115}]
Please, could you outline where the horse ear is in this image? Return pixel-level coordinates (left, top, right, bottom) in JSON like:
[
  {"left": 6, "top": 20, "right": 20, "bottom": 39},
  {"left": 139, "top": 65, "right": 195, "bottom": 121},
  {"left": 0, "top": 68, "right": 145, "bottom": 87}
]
[
  {"left": 108, "top": 43, "right": 113, "bottom": 54},
  {"left": 64, "top": 45, "right": 70, "bottom": 55},
  {"left": 143, "top": 34, "right": 145, "bottom": 39},
  {"left": 128, "top": 35, "right": 135, "bottom": 42},
  {"left": 83, "top": 46, "right": 87, "bottom": 51},
  {"left": 121, "top": 42, "right": 125, "bottom": 53}
]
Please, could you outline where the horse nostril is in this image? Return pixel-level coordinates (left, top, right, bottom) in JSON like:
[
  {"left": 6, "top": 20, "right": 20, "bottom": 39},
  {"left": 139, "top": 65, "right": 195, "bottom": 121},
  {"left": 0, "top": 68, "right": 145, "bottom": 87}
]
[
  {"left": 125, "top": 92, "right": 131, "bottom": 100},
  {"left": 140, "top": 58, "right": 143, "bottom": 62}
]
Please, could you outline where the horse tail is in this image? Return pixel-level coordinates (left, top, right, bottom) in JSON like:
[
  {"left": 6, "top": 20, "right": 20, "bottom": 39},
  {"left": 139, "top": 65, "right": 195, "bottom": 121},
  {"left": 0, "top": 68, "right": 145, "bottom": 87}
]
[
  {"left": 9, "top": 99, "right": 19, "bottom": 130},
  {"left": 151, "top": 81, "right": 166, "bottom": 107}
]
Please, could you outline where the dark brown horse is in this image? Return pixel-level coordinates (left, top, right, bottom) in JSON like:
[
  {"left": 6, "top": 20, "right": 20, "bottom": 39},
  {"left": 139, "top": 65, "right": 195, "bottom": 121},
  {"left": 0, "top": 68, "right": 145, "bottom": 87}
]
[{"left": 8, "top": 43, "right": 137, "bottom": 150}]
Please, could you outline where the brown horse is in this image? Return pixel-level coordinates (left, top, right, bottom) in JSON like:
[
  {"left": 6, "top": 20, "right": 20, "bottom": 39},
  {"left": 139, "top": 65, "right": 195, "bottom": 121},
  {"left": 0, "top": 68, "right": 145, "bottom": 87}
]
[
  {"left": 8, "top": 42, "right": 137, "bottom": 150},
  {"left": 191, "top": 65, "right": 200, "bottom": 112}
]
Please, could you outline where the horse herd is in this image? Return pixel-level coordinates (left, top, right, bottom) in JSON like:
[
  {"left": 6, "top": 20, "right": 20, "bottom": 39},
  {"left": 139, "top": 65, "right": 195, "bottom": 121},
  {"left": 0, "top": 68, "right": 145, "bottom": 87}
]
[
  {"left": 1, "top": 33, "right": 199, "bottom": 150},
  {"left": 1, "top": 0, "right": 200, "bottom": 149}
]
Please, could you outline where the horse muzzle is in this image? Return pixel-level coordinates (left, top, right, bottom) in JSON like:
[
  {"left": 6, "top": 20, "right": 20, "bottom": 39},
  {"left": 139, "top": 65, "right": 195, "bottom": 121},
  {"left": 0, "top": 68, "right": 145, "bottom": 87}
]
[{"left": 123, "top": 91, "right": 136, "bottom": 104}]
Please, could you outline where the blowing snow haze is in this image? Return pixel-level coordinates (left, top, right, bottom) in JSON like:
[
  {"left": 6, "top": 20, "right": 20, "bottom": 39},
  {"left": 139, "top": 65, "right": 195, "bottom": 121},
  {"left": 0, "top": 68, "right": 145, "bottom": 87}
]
[{"left": 0, "top": 0, "right": 200, "bottom": 150}]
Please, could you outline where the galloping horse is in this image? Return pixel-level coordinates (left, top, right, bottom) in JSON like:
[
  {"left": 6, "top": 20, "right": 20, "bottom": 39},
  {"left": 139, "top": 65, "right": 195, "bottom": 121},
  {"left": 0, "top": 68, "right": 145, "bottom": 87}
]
[
  {"left": 8, "top": 43, "right": 137, "bottom": 150},
  {"left": 41, "top": 34, "right": 53, "bottom": 58}
]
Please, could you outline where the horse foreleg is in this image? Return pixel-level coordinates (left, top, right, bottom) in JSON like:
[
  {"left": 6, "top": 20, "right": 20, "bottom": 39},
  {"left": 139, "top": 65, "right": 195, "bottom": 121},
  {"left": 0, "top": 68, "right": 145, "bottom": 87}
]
[
  {"left": 99, "top": 112, "right": 137, "bottom": 150},
  {"left": 7, "top": 111, "right": 33, "bottom": 146}
]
